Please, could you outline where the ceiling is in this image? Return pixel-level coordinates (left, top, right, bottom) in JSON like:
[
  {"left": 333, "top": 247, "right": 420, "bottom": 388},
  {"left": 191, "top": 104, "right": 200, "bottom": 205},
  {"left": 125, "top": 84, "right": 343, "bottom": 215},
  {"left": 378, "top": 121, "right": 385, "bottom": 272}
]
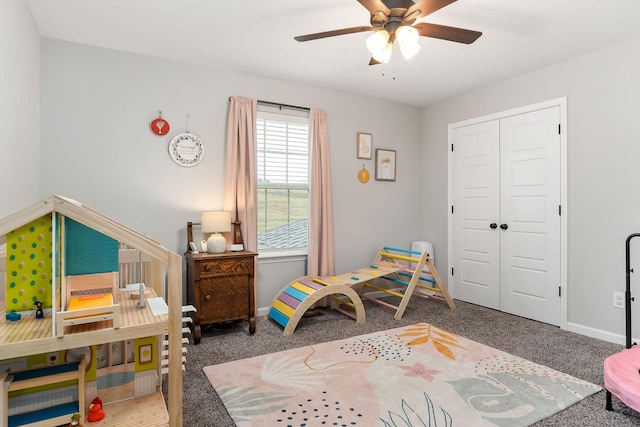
[{"left": 27, "top": 0, "right": 640, "bottom": 107}]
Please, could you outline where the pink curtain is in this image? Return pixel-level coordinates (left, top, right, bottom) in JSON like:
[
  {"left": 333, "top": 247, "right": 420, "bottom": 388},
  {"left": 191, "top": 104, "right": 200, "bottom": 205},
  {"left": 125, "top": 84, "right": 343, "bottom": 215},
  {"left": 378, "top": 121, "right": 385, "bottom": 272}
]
[
  {"left": 224, "top": 96, "right": 258, "bottom": 252},
  {"left": 307, "top": 108, "right": 335, "bottom": 276}
]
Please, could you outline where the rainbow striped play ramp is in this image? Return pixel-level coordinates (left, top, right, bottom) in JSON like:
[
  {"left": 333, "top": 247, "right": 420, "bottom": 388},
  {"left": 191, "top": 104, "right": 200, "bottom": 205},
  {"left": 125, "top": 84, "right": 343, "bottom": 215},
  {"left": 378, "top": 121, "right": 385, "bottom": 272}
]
[
  {"left": 268, "top": 276, "right": 365, "bottom": 336},
  {"left": 268, "top": 246, "right": 454, "bottom": 336}
]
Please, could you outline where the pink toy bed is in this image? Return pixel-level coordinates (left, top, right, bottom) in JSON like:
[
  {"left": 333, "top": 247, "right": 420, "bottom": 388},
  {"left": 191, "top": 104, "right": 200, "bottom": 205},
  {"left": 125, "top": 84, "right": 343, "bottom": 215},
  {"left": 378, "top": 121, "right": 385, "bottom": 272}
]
[{"left": 604, "top": 232, "right": 640, "bottom": 412}]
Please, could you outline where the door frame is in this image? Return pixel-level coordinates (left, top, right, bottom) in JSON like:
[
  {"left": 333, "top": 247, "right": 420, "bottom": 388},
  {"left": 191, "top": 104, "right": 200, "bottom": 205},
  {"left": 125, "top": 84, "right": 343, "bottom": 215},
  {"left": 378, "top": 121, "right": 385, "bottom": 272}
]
[{"left": 447, "top": 97, "right": 568, "bottom": 329}]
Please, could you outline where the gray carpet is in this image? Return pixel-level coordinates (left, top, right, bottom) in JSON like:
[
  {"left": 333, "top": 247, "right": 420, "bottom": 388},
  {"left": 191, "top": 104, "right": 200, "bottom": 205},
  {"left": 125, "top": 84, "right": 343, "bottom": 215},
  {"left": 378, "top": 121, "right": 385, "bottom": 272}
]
[{"left": 175, "top": 297, "right": 640, "bottom": 426}]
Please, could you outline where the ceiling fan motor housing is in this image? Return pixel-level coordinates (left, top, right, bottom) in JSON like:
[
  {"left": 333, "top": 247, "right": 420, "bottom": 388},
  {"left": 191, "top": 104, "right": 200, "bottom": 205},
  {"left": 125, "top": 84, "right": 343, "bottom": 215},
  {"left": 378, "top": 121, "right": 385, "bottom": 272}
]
[{"left": 370, "top": 0, "right": 419, "bottom": 37}]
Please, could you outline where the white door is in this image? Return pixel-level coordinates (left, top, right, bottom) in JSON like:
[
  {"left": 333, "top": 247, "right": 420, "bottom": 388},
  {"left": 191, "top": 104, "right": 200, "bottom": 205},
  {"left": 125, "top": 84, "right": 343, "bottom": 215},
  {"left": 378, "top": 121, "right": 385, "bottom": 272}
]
[
  {"left": 452, "top": 120, "right": 500, "bottom": 309},
  {"left": 451, "top": 106, "right": 561, "bottom": 325},
  {"left": 499, "top": 107, "right": 561, "bottom": 324}
]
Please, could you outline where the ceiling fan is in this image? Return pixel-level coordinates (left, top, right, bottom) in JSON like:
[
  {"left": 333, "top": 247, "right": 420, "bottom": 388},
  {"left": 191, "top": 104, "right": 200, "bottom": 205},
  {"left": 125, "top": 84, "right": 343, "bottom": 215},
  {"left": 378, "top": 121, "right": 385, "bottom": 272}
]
[{"left": 294, "top": 0, "right": 481, "bottom": 64}]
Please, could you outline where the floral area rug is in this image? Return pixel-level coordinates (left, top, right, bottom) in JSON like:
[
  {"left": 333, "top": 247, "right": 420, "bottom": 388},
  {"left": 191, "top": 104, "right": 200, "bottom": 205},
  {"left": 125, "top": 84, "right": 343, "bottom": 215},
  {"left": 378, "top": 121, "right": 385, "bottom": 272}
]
[{"left": 203, "top": 323, "right": 601, "bottom": 426}]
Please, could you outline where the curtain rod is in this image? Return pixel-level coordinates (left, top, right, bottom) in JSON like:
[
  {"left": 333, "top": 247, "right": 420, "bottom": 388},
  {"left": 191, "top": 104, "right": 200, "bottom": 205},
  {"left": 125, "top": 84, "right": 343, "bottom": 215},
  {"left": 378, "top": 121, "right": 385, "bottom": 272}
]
[{"left": 228, "top": 97, "right": 310, "bottom": 112}]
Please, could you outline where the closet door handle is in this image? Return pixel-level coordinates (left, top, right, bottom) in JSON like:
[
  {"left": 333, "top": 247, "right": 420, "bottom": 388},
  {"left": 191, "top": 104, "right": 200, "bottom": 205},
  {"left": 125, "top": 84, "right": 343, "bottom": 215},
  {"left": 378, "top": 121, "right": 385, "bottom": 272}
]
[
  {"left": 490, "top": 223, "right": 498, "bottom": 229},
  {"left": 500, "top": 223, "right": 509, "bottom": 230}
]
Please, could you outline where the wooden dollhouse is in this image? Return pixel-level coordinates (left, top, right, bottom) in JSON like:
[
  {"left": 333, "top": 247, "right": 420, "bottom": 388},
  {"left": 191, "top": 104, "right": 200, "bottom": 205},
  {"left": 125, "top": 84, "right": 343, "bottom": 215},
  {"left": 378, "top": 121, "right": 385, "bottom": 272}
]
[{"left": 0, "top": 195, "right": 183, "bottom": 426}]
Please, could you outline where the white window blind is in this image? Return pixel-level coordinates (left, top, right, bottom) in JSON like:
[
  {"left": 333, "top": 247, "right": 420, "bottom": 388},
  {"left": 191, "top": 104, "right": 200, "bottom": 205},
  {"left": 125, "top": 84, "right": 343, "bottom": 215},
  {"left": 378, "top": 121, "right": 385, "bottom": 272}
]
[{"left": 256, "top": 105, "right": 310, "bottom": 252}]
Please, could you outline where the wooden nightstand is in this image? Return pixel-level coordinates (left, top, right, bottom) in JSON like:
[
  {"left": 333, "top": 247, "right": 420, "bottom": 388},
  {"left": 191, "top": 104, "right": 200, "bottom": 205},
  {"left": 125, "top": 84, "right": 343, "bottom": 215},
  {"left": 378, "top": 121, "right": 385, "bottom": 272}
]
[{"left": 185, "top": 250, "right": 257, "bottom": 343}]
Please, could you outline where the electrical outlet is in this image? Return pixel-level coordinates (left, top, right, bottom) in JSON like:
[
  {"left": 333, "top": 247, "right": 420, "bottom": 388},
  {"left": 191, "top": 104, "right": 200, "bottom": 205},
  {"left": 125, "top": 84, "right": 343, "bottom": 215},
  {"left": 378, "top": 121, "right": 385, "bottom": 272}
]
[{"left": 613, "top": 291, "right": 624, "bottom": 309}]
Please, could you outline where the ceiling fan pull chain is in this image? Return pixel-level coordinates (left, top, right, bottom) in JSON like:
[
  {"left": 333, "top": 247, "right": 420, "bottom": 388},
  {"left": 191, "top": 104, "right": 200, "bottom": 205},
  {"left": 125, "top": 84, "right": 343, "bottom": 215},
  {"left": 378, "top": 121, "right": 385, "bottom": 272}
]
[{"left": 380, "top": 64, "right": 397, "bottom": 80}]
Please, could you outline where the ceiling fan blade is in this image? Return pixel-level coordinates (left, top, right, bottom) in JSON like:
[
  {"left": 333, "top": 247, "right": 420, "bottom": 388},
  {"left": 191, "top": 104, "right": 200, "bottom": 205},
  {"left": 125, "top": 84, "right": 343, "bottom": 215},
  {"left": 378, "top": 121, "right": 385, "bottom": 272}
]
[
  {"left": 369, "top": 56, "right": 381, "bottom": 66},
  {"left": 357, "top": 0, "right": 390, "bottom": 17},
  {"left": 294, "top": 26, "right": 373, "bottom": 42},
  {"left": 413, "top": 22, "right": 482, "bottom": 44},
  {"left": 406, "top": 0, "right": 457, "bottom": 18}
]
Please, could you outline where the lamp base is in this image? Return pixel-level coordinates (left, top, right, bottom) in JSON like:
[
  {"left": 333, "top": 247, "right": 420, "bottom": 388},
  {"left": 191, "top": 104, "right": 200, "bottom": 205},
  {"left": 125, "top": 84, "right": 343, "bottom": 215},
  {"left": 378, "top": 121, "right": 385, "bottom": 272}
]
[{"left": 206, "top": 233, "right": 227, "bottom": 253}]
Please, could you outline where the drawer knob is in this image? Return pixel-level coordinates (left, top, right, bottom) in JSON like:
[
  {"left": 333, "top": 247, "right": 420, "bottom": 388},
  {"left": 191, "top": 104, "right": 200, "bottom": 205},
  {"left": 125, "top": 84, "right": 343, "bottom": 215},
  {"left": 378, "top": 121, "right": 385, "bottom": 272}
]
[
  {"left": 205, "top": 294, "right": 212, "bottom": 301},
  {"left": 203, "top": 264, "right": 210, "bottom": 272}
]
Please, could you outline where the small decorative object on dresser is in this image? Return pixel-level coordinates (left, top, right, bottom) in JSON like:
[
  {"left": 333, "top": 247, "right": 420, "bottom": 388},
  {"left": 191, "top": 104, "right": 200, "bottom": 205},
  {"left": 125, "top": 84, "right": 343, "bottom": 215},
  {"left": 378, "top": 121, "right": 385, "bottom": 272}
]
[{"left": 186, "top": 222, "right": 257, "bottom": 343}]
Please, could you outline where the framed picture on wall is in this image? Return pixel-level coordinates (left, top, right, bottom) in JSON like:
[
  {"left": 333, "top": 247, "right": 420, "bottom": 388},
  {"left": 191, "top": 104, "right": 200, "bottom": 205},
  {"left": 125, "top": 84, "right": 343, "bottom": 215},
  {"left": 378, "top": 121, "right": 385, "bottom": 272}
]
[
  {"left": 139, "top": 344, "right": 153, "bottom": 364},
  {"left": 375, "top": 149, "right": 396, "bottom": 181},
  {"left": 357, "top": 132, "right": 372, "bottom": 159}
]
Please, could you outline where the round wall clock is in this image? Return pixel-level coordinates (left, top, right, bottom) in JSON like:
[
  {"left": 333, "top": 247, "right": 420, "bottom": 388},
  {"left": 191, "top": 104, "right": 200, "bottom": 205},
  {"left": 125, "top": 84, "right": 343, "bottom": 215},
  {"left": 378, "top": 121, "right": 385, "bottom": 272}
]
[{"left": 168, "top": 132, "right": 205, "bottom": 167}]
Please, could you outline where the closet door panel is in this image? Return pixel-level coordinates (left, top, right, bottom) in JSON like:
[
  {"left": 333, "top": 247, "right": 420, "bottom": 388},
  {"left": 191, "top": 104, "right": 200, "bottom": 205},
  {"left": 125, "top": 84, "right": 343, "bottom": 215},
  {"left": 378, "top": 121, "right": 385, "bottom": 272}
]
[
  {"left": 452, "top": 120, "right": 500, "bottom": 309},
  {"left": 499, "top": 106, "right": 561, "bottom": 325}
]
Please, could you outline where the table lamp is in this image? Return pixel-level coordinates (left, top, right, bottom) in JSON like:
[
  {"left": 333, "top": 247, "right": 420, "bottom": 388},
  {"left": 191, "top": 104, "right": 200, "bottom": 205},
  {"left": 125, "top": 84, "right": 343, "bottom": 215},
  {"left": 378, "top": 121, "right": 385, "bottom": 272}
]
[{"left": 201, "top": 211, "right": 231, "bottom": 253}]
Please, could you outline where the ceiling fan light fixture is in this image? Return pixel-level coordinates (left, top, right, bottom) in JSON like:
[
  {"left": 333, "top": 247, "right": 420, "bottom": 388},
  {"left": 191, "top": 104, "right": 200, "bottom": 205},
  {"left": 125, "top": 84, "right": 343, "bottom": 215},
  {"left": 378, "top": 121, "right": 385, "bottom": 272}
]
[
  {"left": 366, "top": 30, "right": 390, "bottom": 55},
  {"left": 399, "top": 39, "right": 421, "bottom": 60},
  {"left": 396, "top": 25, "right": 419, "bottom": 45},
  {"left": 372, "top": 42, "right": 393, "bottom": 63}
]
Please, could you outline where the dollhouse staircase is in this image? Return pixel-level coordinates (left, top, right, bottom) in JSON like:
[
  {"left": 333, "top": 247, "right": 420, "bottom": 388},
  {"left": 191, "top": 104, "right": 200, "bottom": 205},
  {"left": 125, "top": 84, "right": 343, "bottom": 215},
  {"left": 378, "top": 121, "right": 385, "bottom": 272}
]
[{"left": 1, "top": 358, "right": 86, "bottom": 427}]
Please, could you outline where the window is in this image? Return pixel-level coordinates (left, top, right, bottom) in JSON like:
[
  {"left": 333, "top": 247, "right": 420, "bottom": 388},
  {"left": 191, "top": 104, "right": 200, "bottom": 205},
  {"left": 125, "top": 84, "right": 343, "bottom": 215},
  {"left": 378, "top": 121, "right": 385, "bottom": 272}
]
[{"left": 256, "top": 105, "right": 310, "bottom": 253}]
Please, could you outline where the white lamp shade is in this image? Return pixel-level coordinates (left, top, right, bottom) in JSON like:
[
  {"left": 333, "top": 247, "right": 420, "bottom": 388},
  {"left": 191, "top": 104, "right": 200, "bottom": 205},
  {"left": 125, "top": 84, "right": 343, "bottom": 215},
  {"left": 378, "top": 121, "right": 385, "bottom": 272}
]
[
  {"left": 396, "top": 25, "right": 419, "bottom": 45},
  {"left": 399, "top": 40, "right": 421, "bottom": 60},
  {"left": 396, "top": 25, "right": 421, "bottom": 60},
  {"left": 366, "top": 30, "right": 390, "bottom": 54},
  {"left": 372, "top": 42, "right": 393, "bottom": 63},
  {"left": 201, "top": 211, "right": 231, "bottom": 233}
]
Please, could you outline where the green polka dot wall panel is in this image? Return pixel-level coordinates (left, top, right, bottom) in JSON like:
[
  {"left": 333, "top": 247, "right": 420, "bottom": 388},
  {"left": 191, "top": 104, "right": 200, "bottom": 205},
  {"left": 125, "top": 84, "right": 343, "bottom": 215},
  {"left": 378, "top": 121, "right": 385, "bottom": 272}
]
[
  {"left": 64, "top": 218, "right": 118, "bottom": 276},
  {"left": 6, "top": 214, "right": 53, "bottom": 312}
]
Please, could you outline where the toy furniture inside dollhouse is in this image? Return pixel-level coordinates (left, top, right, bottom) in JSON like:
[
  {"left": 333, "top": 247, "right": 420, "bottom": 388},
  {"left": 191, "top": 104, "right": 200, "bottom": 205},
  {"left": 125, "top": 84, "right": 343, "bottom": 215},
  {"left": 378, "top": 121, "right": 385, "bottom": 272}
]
[{"left": 0, "top": 195, "right": 183, "bottom": 426}]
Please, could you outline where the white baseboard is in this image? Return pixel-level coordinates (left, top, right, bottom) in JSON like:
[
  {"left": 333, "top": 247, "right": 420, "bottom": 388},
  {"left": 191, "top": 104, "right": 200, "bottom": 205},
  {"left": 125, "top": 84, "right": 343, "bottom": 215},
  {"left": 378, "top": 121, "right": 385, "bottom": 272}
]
[
  {"left": 566, "top": 321, "right": 632, "bottom": 346},
  {"left": 260, "top": 293, "right": 629, "bottom": 347}
]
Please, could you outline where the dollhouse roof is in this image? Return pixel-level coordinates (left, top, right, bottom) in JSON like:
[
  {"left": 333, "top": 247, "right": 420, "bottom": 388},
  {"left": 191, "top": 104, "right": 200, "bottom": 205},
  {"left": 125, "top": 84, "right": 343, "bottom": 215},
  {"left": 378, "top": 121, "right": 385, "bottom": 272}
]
[{"left": 0, "top": 195, "right": 172, "bottom": 263}]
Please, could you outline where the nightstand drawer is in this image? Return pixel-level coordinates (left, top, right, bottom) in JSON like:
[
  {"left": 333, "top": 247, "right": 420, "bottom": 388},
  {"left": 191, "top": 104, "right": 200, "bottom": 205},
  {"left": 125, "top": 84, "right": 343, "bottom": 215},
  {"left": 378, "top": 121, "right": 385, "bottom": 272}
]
[{"left": 197, "top": 256, "right": 253, "bottom": 278}]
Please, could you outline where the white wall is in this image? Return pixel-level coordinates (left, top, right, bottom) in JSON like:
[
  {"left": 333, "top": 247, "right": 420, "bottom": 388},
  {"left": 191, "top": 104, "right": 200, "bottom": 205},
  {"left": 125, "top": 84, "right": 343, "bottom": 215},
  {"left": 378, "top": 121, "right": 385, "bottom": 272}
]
[
  {"left": 39, "top": 39, "right": 423, "bottom": 310},
  {"left": 421, "top": 37, "right": 640, "bottom": 343},
  {"left": 0, "top": 0, "right": 40, "bottom": 217},
  {"left": 26, "top": 26, "right": 640, "bottom": 343}
]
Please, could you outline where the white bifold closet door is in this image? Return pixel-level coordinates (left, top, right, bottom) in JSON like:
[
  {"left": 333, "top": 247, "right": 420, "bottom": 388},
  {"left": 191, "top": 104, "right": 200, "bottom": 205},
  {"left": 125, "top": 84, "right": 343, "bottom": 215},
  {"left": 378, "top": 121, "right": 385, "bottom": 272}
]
[{"left": 452, "top": 106, "right": 561, "bottom": 325}]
